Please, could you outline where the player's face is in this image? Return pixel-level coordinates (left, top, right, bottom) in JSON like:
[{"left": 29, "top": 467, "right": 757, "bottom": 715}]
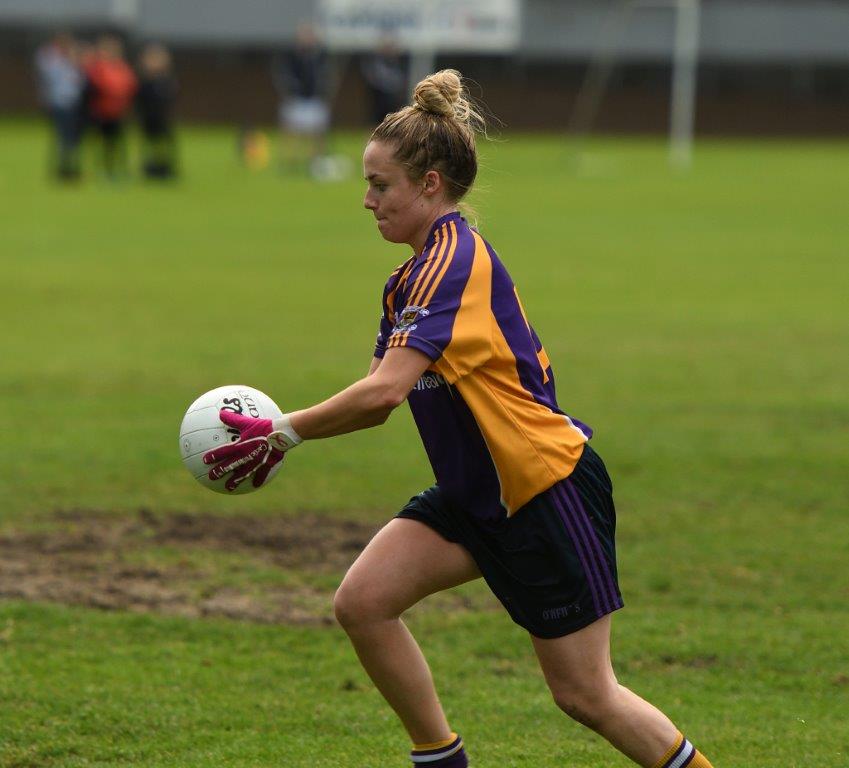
[{"left": 363, "top": 140, "right": 433, "bottom": 249}]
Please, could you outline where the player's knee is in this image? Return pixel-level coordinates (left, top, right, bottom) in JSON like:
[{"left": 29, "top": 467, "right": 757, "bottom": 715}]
[
  {"left": 551, "top": 683, "right": 618, "bottom": 731},
  {"left": 333, "top": 579, "right": 393, "bottom": 630},
  {"left": 332, "top": 582, "right": 361, "bottom": 629}
]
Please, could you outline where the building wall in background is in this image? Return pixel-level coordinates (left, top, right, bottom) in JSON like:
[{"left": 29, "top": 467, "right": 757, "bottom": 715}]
[
  {"left": 2, "top": 0, "right": 849, "bottom": 61},
  {"left": 3, "top": 0, "right": 848, "bottom": 133},
  {"left": 522, "top": 0, "right": 849, "bottom": 62},
  {"left": 136, "top": 0, "right": 314, "bottom": 44}
]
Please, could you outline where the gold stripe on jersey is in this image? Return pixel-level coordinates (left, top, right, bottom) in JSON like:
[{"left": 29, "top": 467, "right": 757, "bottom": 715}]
[
  {"left": 407, "top": 224, "right": 449, "bottom": 308},
  {"left": 537, "top": 345, "right": 551, "bottom": 376},
  {"left": 428, "top": 227, "right": 489, "bottom": 380},
  {"left": 390, "top": 222, "right": 457, "bottom": 351},
  {"left": 387, "top": 227, "right": 447, "bottom": 348},
  {"left": 513, "top": 286, "right": 551, "bottom": 384},
  {"left": 390, "top": 329, "right": 410, "bottom": 348},
  {"left": 420, "top": 221, "right": 458, "bottom": 308},
  {"left": 386, "top": 257, "right": 417, "bottom": 323}
]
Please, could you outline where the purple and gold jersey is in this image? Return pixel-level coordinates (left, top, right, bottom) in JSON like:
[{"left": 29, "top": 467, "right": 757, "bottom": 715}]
[{"left": 374, "top": 212, "right": 591, "bottom": 519}]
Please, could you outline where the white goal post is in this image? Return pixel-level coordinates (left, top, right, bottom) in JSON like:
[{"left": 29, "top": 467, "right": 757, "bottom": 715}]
[{"left": 568, "top": 0, "right": 702, "bottom": 169}]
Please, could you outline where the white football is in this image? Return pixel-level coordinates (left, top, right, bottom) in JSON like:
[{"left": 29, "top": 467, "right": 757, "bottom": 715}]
[{"left": 179, "top": 384, "right": 284, "bottom": 495}]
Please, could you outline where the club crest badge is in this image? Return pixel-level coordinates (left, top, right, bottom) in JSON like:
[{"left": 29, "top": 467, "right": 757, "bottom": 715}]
[{"left": 393, "top": 305, "right": 429, "bottom": 333}]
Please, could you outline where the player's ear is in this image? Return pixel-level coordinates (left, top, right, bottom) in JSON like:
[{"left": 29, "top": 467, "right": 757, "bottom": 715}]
[{"left": 422, "top": 169, "right": 442, "bottom": 197}]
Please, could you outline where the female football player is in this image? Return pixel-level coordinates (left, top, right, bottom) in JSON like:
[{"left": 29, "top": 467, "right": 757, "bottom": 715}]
[{"left": 203, "top": 69, "right": 715, "bottom": 768}]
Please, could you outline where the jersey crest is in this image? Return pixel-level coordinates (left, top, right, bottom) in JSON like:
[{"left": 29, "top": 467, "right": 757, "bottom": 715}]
[{"left": 393, "top": 305, "right": 429, "bottom": 333}]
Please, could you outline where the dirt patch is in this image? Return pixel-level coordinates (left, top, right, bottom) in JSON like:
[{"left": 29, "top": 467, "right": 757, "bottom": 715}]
[{"left": 0, "top": 510, "right": 381, "bottom": 625}]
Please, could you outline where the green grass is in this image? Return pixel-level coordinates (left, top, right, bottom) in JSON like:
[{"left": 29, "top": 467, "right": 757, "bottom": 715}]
[{"left": 2, "top": 119, "right": 849, "bottom": 766}]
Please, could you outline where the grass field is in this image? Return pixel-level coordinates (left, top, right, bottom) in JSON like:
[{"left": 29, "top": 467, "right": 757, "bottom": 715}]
[{"left": 1, "top": 119, "right": 848, "bottom": 767}]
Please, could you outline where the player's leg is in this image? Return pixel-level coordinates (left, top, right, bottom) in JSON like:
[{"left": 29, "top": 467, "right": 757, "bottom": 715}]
[
  {"left": 278, "top": 127, "right": 293, "bottom": 173},
  {"left": 474, "top": 441, "right": 714, "bottom": 766},
  {"left": 532, "top": 615, "right": 714, "bottom": 767},
  {"left": 54, "top": 107, "right": 76, "bottom": 178},
  {"left": 334, "top": 516, "right": 481, "bottom": 745},
  {"left": 115, "top": 119, "right": 130, "bottom": 177},
  {"left": 278, "top": 100, "right": 301, "bottom": 174},
  {"left": 101, "top": 120, "right": 121, "bottom": 179}
]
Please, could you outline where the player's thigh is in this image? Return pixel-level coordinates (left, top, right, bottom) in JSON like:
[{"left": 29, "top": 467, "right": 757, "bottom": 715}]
[
  {"left": 335, "top": 518, "right": 481, "bottom": 621},
  {"left": 531, "top": 614, "right": 618, "bottom": 701}
]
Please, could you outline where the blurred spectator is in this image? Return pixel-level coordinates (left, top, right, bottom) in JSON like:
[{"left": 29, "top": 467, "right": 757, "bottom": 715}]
[
  {"left": 34, "top": 31, "right": 85, "bottom": 180},
  {"left": 273, "top": 22, "right": 330, "bottom": 176},
  {"left": 84, "top": 35, "right": 137, "bottom": 180},
  {"left": 137, "top": 42, "right": 179, "bottom": 180},
  {"left": 360, "top": 39, "right": 407, "bottom": 125}
]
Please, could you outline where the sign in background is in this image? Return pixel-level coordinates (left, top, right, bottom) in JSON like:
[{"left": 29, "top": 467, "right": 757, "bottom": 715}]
[{"left": 319, "top": 0, "right": 521, "bottom": 53}]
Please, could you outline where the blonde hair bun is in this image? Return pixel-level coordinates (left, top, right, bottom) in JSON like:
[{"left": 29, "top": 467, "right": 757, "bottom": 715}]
[
  {"left": 371, "top": 67, "right": 487, "bottom": 203},
  {"left": 413, "top": 69, "right": 471, "bottom": 122}
]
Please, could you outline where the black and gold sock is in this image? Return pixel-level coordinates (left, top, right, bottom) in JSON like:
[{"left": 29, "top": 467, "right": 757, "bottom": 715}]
[
  {"left": 411, "top": 732, "right": 467, "bottom": 767},
  {"left": 652, "top": 731, "right": 714, "bottom": 768}
]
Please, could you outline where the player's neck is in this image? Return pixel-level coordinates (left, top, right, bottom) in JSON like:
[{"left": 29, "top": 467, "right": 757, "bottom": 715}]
[{"left": 409, "top": 206, "right": 459, "bottom": 255}]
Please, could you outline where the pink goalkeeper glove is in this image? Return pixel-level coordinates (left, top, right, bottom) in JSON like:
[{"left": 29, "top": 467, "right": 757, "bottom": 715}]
[{"left": 202, "top": 409, "right": 302, "bottom": 491}]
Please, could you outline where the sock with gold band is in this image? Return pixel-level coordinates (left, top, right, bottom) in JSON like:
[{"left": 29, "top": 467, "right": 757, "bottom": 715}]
[
  {"left": 652, "top": 732, "right": 714, "bottom": 768},
  {"left": 411, "top": 732, "right": 467, "bottom": 767}
]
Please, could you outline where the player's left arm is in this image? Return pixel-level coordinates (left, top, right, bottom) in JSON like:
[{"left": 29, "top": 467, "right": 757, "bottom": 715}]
[{"left": 288, "top": 346, "right": 431, "bottom": 440}]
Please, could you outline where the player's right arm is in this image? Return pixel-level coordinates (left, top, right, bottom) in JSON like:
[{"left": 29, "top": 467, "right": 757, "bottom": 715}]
[
  {"left": 287, "top": 346, "right": 431, "bottom": 440},
  {"left": 203, "top": 285, "right": 399, "bottom": 488},
  {"left": 201, "top": 348, "right": 425, "bottom": 490}
]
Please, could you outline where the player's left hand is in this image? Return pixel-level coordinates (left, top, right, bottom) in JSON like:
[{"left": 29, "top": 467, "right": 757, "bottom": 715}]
[{"left": 202, "top": 410, "right": 300, "bottom": 491}]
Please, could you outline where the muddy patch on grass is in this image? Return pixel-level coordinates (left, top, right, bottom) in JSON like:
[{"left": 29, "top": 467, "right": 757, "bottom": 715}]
[
  {"left": 0, "top": 510, "right": 380, "bottom": 625},
  {"left": 0, "top": 511, "right": 497, "bottom": 624}
]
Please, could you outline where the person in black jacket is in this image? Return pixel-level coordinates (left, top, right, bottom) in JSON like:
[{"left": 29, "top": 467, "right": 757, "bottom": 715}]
[
  {"left": 361, "top": 39, "right": 407, "bottom": 126},
  {"left": 273, "top": 23, "right": 330, "bottom": 175},
  {"left": 136, "top": 42, "right": 178, "bottom": 179}
]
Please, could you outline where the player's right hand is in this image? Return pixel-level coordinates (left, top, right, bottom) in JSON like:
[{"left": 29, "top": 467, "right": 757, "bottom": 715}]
[{"left": 202, "top": 410, "right": 300, "bottom": 491}]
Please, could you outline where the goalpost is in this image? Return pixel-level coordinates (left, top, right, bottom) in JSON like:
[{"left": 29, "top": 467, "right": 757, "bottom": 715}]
[
  {"left": 669, "top": 0, "right": 701, "bottom": 168},
  {"left": 568, "top": 0, "right": 702, "bottom": 169}
]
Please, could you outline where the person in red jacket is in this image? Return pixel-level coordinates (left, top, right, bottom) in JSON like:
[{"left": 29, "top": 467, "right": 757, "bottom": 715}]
[{"left": 84, "top": 35, "right": 137, "bottom": 179}]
